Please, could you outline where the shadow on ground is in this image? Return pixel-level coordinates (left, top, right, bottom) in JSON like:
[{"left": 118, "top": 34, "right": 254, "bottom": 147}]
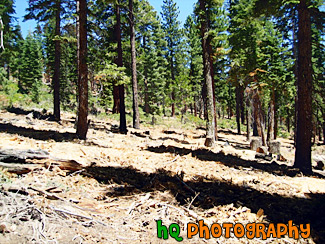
[
  {"left": 146, "top": 145, "right": 325, "bottom": 179},
  {"left": 0, "top": 123, "right": 77, "bottom": 142},
  {"left": 6, "top": 107, "right": 56, "bottom": 121},
  {"left": 84, "top": 165, "right": 325, "bottom": 243}
]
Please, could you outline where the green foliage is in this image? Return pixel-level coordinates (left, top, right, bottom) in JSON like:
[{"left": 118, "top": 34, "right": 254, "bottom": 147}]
[{"left": 95, "top": 62, "right": 130, "bottom": 108}]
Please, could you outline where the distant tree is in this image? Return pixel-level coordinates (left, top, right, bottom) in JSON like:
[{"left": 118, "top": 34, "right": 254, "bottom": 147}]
[
  {"left": 19, "top": 32, "right": 43, "bottom": 103},
  {"left": 184, "top": 15, "right": 203, "bottom": 117},
  {"left": 161, "top": 0, "right": 182, "bottom": 117},
  {"left": 25, "top": 0, "right": 71, "bottom": 121},
  {"left": 0, "top": 0, "right": 22, "bottom": 75},
  {"left": 76, "top": 0, "right": 88, "bottom": 139},
  {"left": 136, "top": 0, "right": 168, "bottom": 116}
]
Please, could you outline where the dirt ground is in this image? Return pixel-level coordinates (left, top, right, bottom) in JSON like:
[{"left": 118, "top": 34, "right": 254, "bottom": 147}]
[{"left": 0, "top": 108, "right": 324, "bottom": 244}]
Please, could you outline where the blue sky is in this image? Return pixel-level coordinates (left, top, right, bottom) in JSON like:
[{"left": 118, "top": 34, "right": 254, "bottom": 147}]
[{"left": 14, "top": 0, "right": 197, "bottom": 38}]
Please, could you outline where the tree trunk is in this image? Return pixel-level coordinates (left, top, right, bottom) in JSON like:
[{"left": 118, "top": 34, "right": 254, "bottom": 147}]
[
  {"left": 252, "top": 89, "right": 266, "bottom": 146},
  {"left": 115, "top": 1, "right": 127, "bottom": 134},
  {"left": 143, "top": 36, "right": 150, "bottom": 114},
  {"left": 208, "top": 38, "right": 217, "bottom": 140},
  {"left": 171, "top": 54, "right": 176, "bottom": 117},
  {"left": 246, "top": 108, "right": 251, "bottom": 142},
  {"left": 112, "top": 4, "right": 122, "bottom": 114},
  {"left": 76, "top": 0, "right": 88, "bottom": 140},
  {"left": 294, "top": 0, "right": 312, "bottom": 173},
  {"left": 129, "top": 0, "right": 140, "bottom": 129},
  {"left": 267, "top": 87, "right": 275, "bottom": 142},
  {"left": 236, "top": 84, "right": 241, "bottom": 135},
  {"left": 199, "top": 0, "right": 215, "bottom": 147},
  {"left": 53, "top": 0, "right": 61, "bottom": 121}
]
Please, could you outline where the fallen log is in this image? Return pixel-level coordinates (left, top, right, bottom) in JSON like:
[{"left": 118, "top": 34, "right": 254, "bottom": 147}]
[{"left": 0, "top": 148, "right": 82, "bottom": 174}]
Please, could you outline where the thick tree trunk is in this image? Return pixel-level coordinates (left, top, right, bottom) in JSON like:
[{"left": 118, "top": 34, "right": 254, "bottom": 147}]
[
  {"left": 115, "top": 2, "right": 127, "bottom": 134},
  {"left": 252, "top": 89, "right": 266, "bottom": 146},
  {"left": 129, "top": 0, "right": 140, "bottom": 129},
  {"left": 76, "top": 0, "right": 88, "bottom": 140},
  {"left": 53, "top": 0, "right": 61, "bottom": 121},
  {"left": 294, "top": 0, "right": 312, "bottom": 173},
  {"left": 199, "top": 0, "right": 215, "bottom": 147}
]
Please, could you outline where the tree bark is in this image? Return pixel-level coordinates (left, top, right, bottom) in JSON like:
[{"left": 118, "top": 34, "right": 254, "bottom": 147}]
[
  {"left": 199, "top": 0, "right": 215, "bottom": 147},
  {"left": 294, "top": 0, "right": 312, "bottom": 173},
  {"left": 76, "top": 0, "right": 88, "bottom": 140},
  {"left": 129, "top": 0, "right": 140, "bottom": 129},
  {"left": 53, "top": 0, "right": 61, "bottom": 121}
]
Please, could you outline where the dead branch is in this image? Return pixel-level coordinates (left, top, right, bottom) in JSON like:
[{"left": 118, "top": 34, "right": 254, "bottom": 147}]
[
  {"left": 176, "top": 175, "right": 203, "bottom": 201},
  {"left": 28, "top": 187, "right": 65, "bottom": 201}
]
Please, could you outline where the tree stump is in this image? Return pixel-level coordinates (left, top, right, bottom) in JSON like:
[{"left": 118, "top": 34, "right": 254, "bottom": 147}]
[
  {"left": 250, "top": 137, "right": 262, "bottom": 151},
  {"left": 204, "top": 137, "right": 215, "bottom": 147},
  {"left": 268, "top": 140, "right": 281, "bottom": 154}
]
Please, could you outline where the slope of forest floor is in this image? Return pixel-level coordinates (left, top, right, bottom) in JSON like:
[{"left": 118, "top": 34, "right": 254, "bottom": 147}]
[{"left": 0, "top": 108, "right": 324, "bottom": 244}]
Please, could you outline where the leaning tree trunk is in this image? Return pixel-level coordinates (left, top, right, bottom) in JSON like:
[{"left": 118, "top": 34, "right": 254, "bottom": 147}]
[
  {"left": 294, "top": 0, "right": 312, "bottom": 173},
  {"left": 53, "top": 0, "right": 61, "bottom": 121},
  {"left": 129, "top": 0, "right": 140, "bottom": 129},
  {"left": 76, "top": 0, "right": 88, "bottom": 140},
  {"left": 115, "top": 1, "right": 127, "bottom": 134},
  {"left": 199, "top": 0, "right": 215, "bottom": 147}
]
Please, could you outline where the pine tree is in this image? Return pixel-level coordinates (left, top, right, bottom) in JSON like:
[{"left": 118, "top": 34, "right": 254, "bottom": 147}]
[
  {"left": 161, "top": 0, "right": 182, "bottom": 117},
  {"left": 253, "top": 0, "right": 324, "bottom": 172},
  {"left": 19, "top": 32, "right": 43, "bottom": 103},
  {"left": 184, "top": 15, "right": 203, "bottom": 117},
  {"left": 0, "top": 0, "right": 22, "bottom": 75},
  {"left": 136, "top": 0, "right": 168, "bottom": 116},
  {"left": 25, "top": 0, "right": 71, "bottom": 121}
]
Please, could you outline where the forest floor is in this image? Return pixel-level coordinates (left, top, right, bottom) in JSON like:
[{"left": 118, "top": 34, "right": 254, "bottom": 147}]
[{"left": 0, "top": 107, "right": 324, "bottom": 244}]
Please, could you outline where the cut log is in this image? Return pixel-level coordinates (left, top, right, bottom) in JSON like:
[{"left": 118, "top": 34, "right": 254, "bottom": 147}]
[
  {"left": 268, "top": 140, "right": 281, "bottom": 154},
  {"left": 250, "top": 137, "right": 262, "bottom": 151},
  {"left": 256, "top": 146, "right": 268, "bottom": 154}
]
